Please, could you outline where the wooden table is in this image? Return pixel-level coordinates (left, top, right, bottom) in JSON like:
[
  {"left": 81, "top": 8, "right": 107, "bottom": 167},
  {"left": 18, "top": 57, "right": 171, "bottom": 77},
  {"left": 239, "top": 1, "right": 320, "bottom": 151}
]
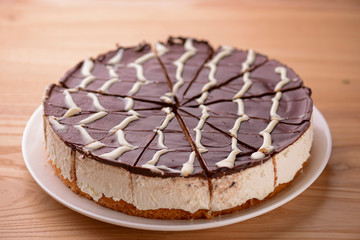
[{"left": 1, "top": 0, "right": 359, "bottom": 239}]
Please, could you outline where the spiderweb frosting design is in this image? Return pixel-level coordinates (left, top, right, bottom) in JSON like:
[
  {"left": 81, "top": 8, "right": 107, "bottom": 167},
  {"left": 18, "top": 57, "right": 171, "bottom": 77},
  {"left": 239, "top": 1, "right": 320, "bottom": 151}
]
[{"left": 44, "top": 37, "right": 313, "bottom": 178}]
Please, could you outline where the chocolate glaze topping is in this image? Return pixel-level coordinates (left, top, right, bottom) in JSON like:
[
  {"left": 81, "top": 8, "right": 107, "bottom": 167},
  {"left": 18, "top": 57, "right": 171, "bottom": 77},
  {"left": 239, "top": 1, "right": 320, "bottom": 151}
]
[{"left": 44, "top": 37, "right": 313, "bottom": 178}]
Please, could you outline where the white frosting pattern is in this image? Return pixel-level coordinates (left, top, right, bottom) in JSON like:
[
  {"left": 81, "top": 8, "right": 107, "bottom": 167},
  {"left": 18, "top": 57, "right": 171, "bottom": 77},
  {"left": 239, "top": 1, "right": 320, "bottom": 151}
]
[
  {"left": 107, "top": 66, "right": 118, "bottom": 78},
  {"left": 79, "top": 75, "right": 96, "bottom": 89},
  {"left": 114, "top": 129, "right": 132, "bottom": 147},
  {"left": 98, "top": 49, "right": 124, "bottom": 93},
  {"left": 62, "top": 89, "right": 81, "bottom": 118},
  {"left": 62, "top": 107, "right": 81, "bottom": 118},
  {"left": 274, "top": 67, "right": 291, "bottom": 91},
  {"left": 74, "top": 125, "right": 105, "bottom": 150},
  {"left": 160, "top": 95, "right": 173, "bottom": 104},
  {"left": 158, "top": 38, "right": 197, "bottom": 104},
  {"left": 79, "top": 111, "right": 107, "bottom": 125},
  {"left": 216, "top": 138, "right": 241, "bottom": 169},
  {"left": 70, "top": 100, "right": 108, "bottom": 150},
  {"left": 233, "top": 72, "right": 252, "bottom": 99},
  {"left": 156, "top": 130, "right": 167, "bottom": 149},
  {"left": 124, "top": 97, "right": 134, "bottom": 111},
  {"left": 170, "top": 38, "right": 197, "bottom": 96},
  {"left": 196, "top": 46, "right": 234, "bottom": 105},
  {"left": 184, "top": 47, "right": 239, "bottom": 174},
  {"left": 107, "top": 49, "right": 124, "bottom": 65},
  {"left": 216, "top": 99, "right": 250, "bottom": 169},
  {"left": 270, "top": 92, "right": 283, "bottom": 120},
  {"left": 99, "top": 89, "right": 140, "bottom": 160},
  {"left": 63, "top": 79, "right": 115, "bottom": 153},
  {"left": 109, "top": 115, "right": 139, "bottom": 134},
  {"left": 100, "top": 146, "right": 136, "bottom": 160},
  {"left": 195, "top": 91, "right": 209, "bottom": 105},
  {"left": 48, "top": 116, "right": 66, "bottom": 131},
  {"left": 63, "top": 89, "right": 79, "bottom": 109},
  {"left": 100, "top": 109, "right": 139, "bottom": 160},
  {"left": 128, "top": 81, "right": 146, "bottom": 96},
  {"left": 59, "top": 46, "right": 183, "bottom": 162},
  {"left": 158, "top": 107, "right": 175, "bottom": 130},
  {"left": 181, "top": 151, "right": 196, "bottom": 177},
  {"left": 78, "top": 58, "right": 96, "bottom": 89},
  {"left": 193, "top": 46, "right": 256, "bottom": 170},
  {"left": 250, "top": 66, "right": 290, "bottom": 160},
  {"left": 85, "top": 141, "right": 107, "bottom": 151},
  {"left": 229, "top": 99, "right": 250, "bottom": 136},
  {"left": 81, "top": 58, "right": 94, "bottom": 76},
  {"left": 142, "top": 107, "right": 179, "bottom": 175},
  {"left": 193, "top": 105, "right": 210, "bottom": 152},
  {"left": 241, "top": 49, "right": 255, "bottom": 72},
  {"left": 155, "top": 42, "right": 170, "bottom": 56},
  {"left": 215, "top": 51, "right": 257, "bottom": 168},
  {"left": 126, "top": 48, "right": 156, "bottom": 95},
  {"left": 181, "top": 105, "right": 209, "bottom": 176},
  {"left": 98, "top": 78, "right": 119, "bottom": 93},
  {"left": 100, "top": 45, "right": 167, "bottom": 96},
  {"left": 201, "top": 46, "right": 234, "bottom": 93},
  {"left": 87, "top": 93, "right": 106, "bottom": 112}
]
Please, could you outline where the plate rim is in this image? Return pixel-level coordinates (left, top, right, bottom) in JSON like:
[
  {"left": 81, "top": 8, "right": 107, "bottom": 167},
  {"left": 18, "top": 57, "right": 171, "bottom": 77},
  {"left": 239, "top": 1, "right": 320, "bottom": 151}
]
[{"left": 22, "top": 105, "right": 332, "bottom": 231}]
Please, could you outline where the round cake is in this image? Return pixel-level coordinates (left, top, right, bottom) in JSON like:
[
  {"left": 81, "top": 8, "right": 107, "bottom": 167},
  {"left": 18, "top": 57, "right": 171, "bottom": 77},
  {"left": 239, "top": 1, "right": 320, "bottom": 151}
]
[{"left": 43, "top": 37, "right": 313, "bottom": 219}]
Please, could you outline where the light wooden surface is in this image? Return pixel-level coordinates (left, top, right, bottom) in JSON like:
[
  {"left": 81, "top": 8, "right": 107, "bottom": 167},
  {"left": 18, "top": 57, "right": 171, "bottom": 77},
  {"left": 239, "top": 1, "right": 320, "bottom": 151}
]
[{"left": 1, "top": 0, "right": 360, "bottom": 239}]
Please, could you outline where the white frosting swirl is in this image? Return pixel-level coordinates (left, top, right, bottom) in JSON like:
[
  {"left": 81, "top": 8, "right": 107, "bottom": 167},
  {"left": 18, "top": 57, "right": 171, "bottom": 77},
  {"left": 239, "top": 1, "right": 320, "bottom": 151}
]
[
  {"left": 98, "top": 78, "right": 119, "bottom": 93},
  {"left": 78, "top": 58, "right": 96, "bottom": 89},
  {"left": 87, "top": 93, "right": 106, "bottom": 112},
  {"left": 251, "top": 66, "right": 291, "bottom": 159},
  {"left": 78, "top": 111, "right": 107, "bottom": 125},
  {"left": 241, "top": 49, "right": 255, "bottom": 72},
  {"left": 48, "top": 116, "right": 66, "bottom": 131},
  {"left": 196, "top": 46, "right": 234, "bottom": 105},
  {"left": 141, "top": 107, "right": 176, "bottom": 175},
  {"left": 107, "top": 49, "right": 124, "bottom": 65},
  {"left": 74, "top": 125, "right": 105, "bottom": 150},
  {"left": 171, "top": 38, "right": 197, "bottom": 96}
]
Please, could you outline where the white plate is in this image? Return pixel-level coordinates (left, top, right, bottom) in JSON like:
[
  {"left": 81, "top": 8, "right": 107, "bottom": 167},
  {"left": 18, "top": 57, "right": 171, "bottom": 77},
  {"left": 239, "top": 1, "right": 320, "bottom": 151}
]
[{"left": 22, "top": 105, "right": 331, "bottom": 231}]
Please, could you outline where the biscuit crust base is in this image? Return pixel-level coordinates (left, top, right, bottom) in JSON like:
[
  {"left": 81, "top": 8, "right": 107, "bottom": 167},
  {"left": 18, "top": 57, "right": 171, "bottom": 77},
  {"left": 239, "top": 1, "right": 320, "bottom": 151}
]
[{"left": 50, "top": 158, "right": 309, "bottom": 220}]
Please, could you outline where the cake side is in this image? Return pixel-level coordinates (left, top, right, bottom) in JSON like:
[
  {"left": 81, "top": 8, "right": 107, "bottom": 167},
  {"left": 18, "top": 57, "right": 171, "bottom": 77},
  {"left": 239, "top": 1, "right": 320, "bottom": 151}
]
[
  {"left": 44, "top": 115, "right": 75, "bottom": 182},
  {"left": 44, "top": 113, "right": 313, "bottom": 219},
  {"left": 210, "top": 120, "right": 313, "bottom": 212},
  {"left": 75, "top": 151, "right": 133, "bottom": 203},
  {"left": 274, "top": 117, "right": 313, "bottom": 187},
  {"left": 131, "top": 174, "right": 210, "bottom": 214},
  {"left": 210, "top": 157, "right": 275, "bottom": 212}
]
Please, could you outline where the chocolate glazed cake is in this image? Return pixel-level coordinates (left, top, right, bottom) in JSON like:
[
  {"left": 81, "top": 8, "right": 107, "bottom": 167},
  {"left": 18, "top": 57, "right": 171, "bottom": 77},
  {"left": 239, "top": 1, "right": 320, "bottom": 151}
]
[{"left": 43, "top": 37, "right": 313, "bottom": 219}]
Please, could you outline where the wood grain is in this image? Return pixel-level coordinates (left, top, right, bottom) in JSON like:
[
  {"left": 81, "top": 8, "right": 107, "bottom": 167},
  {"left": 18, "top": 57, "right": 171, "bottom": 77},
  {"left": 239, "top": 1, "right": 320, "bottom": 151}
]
[{"left": 0, "top": 0, "right": 359, "bottom": 239}]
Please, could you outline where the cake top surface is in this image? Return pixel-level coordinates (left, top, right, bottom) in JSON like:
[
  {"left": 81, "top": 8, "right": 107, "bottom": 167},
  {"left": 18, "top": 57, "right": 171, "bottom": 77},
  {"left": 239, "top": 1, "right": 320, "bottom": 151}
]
[{"left": 43, "top": 37, "right": 312, "bottom": 178}]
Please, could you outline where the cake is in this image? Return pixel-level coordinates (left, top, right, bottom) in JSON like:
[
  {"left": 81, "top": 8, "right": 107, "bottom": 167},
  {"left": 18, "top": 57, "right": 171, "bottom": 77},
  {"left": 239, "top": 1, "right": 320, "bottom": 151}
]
[{"left": 43, "top": 37, "right": 313, "bottom": 220}]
